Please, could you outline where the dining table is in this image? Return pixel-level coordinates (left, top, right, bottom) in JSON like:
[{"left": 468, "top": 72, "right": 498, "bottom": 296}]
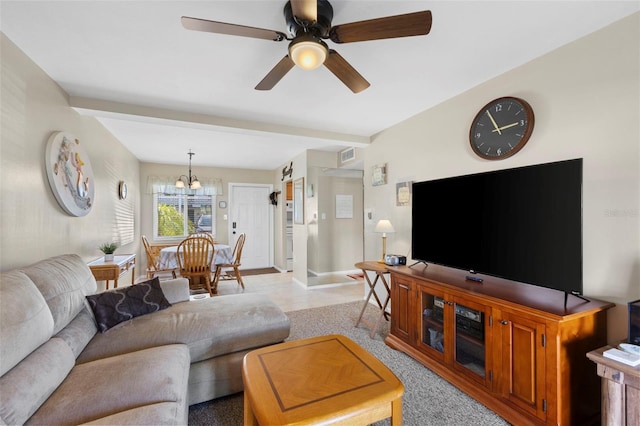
[{"left": 158, "top": 244, "right": 233, "bottom": 271}]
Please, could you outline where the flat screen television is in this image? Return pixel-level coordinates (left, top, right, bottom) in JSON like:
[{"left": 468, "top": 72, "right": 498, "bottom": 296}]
[{"left": 411, "top": 158, "right": 583, "bottom": 296}]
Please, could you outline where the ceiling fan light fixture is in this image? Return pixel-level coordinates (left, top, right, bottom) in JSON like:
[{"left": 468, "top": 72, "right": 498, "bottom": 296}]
[{"left": 289, "top": 36, "right": 328, "bottom": 70}]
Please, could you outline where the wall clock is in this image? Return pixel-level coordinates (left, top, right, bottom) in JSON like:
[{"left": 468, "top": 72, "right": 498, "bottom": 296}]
[
  {"left": 469, "top": 97, "right": 535, "bottom": 160},
  {"left": 118, "top": 181, "right": 127, "bottom": 200}
]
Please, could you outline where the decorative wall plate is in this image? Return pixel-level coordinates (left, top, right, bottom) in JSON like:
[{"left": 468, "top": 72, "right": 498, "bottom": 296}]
[
  {"left": 45, "top": 131, "right": 95, "bottom": 216},
  {"left": 119, "top": 181, "right": 128, "bottom": 200}
]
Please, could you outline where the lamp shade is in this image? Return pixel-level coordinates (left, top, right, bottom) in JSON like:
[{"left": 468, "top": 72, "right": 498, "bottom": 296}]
[
  {"left": 375, "top": 219, "right": 395, "bottom": 234},
  {"left": 175, "top": 179, "right": 186, "bottom": 189},
  {"left": 289, "top": 37, "right": 328, "bottom": 70}
]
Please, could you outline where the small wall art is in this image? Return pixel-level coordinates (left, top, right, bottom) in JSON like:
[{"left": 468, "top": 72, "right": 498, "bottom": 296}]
[
  {"left": 45, "top": 131, "right": 95, "bottom": 217},
  {"left": 335, "top": 194, "right": 353, "bottom": 219},
  {"left": 372, "top": 163, "right": 387, "bottom": 186},
  {"left": 396, "top": 181, "right": 413, "bottom": 206}
]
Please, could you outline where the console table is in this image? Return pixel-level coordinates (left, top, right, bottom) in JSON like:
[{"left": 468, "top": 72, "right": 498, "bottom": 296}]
[
  {"left": 88, "top": 254, "right": 136, "bottom": 289},
  {"left": 385, "top": 263, "right": 614, "bottom": 425},
  {"left": 587, "top": 346, "right": 640, "bottom": 425}
]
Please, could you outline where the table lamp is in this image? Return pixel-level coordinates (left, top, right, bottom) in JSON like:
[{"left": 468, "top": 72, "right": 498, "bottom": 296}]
[{"left": 375, "top": 219, "right": 395, "bottom": 263}]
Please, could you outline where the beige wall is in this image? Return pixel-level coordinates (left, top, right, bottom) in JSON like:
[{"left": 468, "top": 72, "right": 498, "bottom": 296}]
[
  {"left": 290, "top": 151, "right": 309, "bottom": 284},
  {"left": 299, "top": 151, "right": 364, "bottom": 283},
  {"left": 363, "top": 13, "right": 640, "bottom": 343},
  {"left": 316, "top": 173, "right": 364, "bottom": 273},
  {"left": 1, "top": 34, "right": 140, "bottom": 283}
]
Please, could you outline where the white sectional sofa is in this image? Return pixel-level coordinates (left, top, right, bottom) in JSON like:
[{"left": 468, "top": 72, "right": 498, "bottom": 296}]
[{"left": 0, "top": 254, "right": 290, "bottom": 425}]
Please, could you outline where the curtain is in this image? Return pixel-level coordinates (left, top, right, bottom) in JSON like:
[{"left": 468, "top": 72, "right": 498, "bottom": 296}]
[{"left": 146, "top": 176, "right": 223, "bottom": 196}]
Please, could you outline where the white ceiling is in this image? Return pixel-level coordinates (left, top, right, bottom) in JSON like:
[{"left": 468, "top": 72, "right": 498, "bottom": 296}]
[{"left": 1, "top": 1, "right": 638, "bottom": 170}]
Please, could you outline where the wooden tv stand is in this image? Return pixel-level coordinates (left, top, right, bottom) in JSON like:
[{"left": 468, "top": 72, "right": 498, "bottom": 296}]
[{"left": 385, "top": 264, "right": 614, "bottom": 426}]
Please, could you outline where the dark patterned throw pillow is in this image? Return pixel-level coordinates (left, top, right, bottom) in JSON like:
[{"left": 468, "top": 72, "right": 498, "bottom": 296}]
[{"left": 86, "top": 277, "right": 171, "bottom": 332}]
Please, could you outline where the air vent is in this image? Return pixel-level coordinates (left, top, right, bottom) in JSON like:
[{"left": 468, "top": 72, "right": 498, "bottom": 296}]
[{"left": 340, "top": 147, "right": 355, "bottom": 164}]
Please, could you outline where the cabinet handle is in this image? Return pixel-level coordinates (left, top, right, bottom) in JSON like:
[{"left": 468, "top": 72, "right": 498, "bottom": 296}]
[
  {"left": 500, "top": 320, "right": 509, "bottom": 325},
  {"left": 446, "top": 301, "right": 454, "bottom": 306}
]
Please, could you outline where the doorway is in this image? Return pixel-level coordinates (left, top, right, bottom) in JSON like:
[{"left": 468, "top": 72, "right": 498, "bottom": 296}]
[{"left": 228, "top": 183, "right": 273, "bottom": 269}]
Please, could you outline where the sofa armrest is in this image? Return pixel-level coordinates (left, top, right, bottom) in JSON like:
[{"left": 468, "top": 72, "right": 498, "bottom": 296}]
[{"left": 159, "top": 278, "right": 190, "bottom": 304}]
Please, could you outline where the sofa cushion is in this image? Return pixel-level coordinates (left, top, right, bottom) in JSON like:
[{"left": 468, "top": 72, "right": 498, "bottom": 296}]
[
  {"left": 54, "top": 308, "right": 98, "bottom": 358},
  {"left": 158, "top": 277, "right": 190, "bottom": 304},
  {"left": 0, "top": 270, "right": 54, "bottom": 376},
  {"left": 86, "top": 277, "right": 171, "bottom": 332},
  {"left": 187, "top": 350, "right": 248, "bottom": 405},
  {"left": 25, "top": 344, "right": 190, "bottom": 425},
  {"left": 0, "top": 338, "right": 75, "bottom": 425},
  {"left": 77, "top": 293, "right": 290, "bottom": 364},
  {"left": 81, "top": 402, "right": 188, "bottom": 425},
  {"left": 20, "top": 254, "right": 97, "bottom": 334}
]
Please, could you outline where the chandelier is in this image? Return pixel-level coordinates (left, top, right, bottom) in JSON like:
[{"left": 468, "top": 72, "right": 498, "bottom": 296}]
[{"left": 175, "top": 150, "right": 201, "bottom": 190}]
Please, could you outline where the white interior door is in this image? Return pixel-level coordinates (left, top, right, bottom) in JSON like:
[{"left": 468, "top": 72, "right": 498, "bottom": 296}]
[{"left": 228, "top": 183, "right": 272, "bottom": 269}]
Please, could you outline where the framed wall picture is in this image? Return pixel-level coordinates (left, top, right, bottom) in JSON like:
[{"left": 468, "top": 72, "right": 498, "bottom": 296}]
[
  {"left": 335, "top": 194, "right": 353, "bottom": 219},
  {"left": 372, "top": 163, "right": 387, "bottom": 186},
  {"left": 396, "top": 181, "right": 413, "bottom": 206},
  {"left": 293, "top": 177, "right": 304, "bottom": 224},
  {"left": 45, "top": 131, "right": 95, "bottom": 216}
]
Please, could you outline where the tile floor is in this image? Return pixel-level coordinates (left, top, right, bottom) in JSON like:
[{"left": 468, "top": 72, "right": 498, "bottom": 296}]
[{"left": 212, "top": 271, "right": 365, "bottom": 312}]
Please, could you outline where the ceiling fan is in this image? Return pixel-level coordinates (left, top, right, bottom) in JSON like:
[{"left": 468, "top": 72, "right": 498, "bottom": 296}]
[{"left": 181, "top": 0, "right": 432, "bottom": 93}]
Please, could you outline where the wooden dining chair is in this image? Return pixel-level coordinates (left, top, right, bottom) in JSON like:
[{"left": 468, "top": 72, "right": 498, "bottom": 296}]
[
  {"left": 212, "top": 233, "right": 246, "bottom": 294},
  {"left": 177, "top": 235, "right": 215, "bottom": 295},
  {"left": 142, "top": 235, "right": 177, "bottom": 280},
  {"left": 190, "top": 232, "right": 216, "bottom": 244}
]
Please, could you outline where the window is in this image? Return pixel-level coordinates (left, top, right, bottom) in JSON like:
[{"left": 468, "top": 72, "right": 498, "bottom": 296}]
[{"left": 153, "top": 193, "right": 216, "bottom": 239}]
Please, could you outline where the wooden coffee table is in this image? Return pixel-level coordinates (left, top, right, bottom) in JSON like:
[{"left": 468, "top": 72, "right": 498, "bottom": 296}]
[{"left": 242, "top": 334, "right": 404, "bottom": 425}]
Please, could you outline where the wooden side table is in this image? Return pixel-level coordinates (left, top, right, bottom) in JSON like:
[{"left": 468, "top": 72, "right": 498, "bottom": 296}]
[
  {"left": 587, "top": 345, "right": 640, "bottom": 425},
  {"left": 355, "top": 261, "right": 391, "bottom": 338},
  {"left": 87, "top": 254, "right": 136, "bottom": 290},
  {"left": 242, "top": 334, "right": 404, "bottom": 426}
]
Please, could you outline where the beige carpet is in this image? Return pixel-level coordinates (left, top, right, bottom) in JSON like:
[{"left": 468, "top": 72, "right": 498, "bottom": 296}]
[{"left": 188, "top": 301, "right": 508, "bottom": 426}]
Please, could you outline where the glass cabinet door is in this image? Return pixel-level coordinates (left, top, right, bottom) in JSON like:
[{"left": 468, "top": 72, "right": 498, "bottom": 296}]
[
  {"left": 453, "top": 299, "right": 487, "bottom": 380},
  {"left": 420, "top": 288, "right": 446, "bottom": 357}
]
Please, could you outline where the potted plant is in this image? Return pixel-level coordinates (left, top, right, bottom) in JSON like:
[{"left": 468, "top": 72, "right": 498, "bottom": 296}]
[{"left": 99, "top": 242, "right": 118, "bottom": 261}]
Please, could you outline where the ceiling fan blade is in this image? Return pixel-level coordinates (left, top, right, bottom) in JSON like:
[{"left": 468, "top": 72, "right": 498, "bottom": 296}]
[
  {"left": 290, "top": 0, "right": 317, "bottom": 25},
  {"left": 181, "top": 16, "right": 286, "bottom": 42},
  {"left": 323, "top": 50, "right": 370, "bottom": 94},
  {"left": 329, "top": 10, "right": 432, "bottom": 44},
  {"left": 255, "top": 56, "right": 295, "bottom": 91}
]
